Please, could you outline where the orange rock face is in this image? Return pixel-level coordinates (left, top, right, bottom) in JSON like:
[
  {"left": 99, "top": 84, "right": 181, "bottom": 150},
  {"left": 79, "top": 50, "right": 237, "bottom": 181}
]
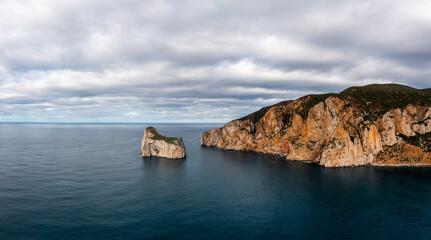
[
  {"left": 374, "top": 142, "right": 431, "bottom": 165},
  {"left": 201, "top": 85, "right": 431, "bottom": 167}
]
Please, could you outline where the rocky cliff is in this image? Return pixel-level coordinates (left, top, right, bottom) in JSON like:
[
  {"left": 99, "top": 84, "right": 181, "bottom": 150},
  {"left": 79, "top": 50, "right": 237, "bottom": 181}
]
[
  {"left": 201, "top": 84, "right": 431, "bottom": 167},
  {"left": 141, "top": 127, "right": 186, "bottom": 159}
]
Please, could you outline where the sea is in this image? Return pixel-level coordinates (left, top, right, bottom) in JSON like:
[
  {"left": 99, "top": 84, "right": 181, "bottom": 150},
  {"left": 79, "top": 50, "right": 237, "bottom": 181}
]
[{"left": 0, "top": 123, "right": 430, "bottom": 240}]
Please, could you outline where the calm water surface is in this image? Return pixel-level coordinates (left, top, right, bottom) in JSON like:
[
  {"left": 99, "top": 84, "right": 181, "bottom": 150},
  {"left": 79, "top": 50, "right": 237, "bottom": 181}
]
[{"left": 0, "top": 123, "right": 430, "bottom": 239}]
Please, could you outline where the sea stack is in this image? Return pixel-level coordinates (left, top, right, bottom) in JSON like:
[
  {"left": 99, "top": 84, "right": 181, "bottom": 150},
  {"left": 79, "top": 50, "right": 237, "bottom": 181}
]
[
  {"left": 201, "top": 84, "right": 431, "bottom": 167},
  {"left": 141, "top": 127, "right": 186, "bottom": 159}
]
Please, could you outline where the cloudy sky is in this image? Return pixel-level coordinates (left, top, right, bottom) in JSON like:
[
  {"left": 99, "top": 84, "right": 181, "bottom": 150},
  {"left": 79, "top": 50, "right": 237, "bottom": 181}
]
[{"left": 1, "top": 0, "right": 430, "bottom": 122}]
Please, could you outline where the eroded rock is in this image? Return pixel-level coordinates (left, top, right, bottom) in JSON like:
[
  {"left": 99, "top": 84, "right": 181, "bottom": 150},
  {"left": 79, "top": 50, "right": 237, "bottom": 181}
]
[
  {"left": 141, "top": 127, "right": 186, "bottom": 159},
  {"left": 201, "top": 84, "right": 431, "bottom": 167}
]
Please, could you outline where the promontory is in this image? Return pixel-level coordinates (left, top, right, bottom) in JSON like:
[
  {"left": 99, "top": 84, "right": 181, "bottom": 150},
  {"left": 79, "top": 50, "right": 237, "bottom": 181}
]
[
  {"left": 141, "top": 127, "right": 186, "bottom": 159},
  {"left": 201, "top": 84, "right": 431, "bottom": 167}
]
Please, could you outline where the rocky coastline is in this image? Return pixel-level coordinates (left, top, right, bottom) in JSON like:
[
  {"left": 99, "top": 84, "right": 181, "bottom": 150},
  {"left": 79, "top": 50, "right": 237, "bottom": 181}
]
[{"left": 201, "top": 84, "right": 431, "bottom": 167}]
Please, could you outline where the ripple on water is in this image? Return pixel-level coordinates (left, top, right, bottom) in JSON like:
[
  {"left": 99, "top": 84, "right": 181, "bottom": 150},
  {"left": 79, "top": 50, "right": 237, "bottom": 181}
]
[{"left": 0, "top": 123, "right": 430, "bottom": 240}]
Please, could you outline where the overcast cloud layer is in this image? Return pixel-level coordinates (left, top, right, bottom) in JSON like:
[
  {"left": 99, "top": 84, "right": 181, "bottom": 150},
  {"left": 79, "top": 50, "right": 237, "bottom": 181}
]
[{"left": 1, "top": 0, "right": 431, "bottom": 122}]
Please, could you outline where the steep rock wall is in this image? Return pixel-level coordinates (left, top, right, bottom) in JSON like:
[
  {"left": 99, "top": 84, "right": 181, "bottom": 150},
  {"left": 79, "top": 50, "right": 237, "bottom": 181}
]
[
  {"left": 141, "top": 127, "right": 186, "bottom": 159},
  {"left": 201, "top": 94, "right": 431, "bottom": 167}
]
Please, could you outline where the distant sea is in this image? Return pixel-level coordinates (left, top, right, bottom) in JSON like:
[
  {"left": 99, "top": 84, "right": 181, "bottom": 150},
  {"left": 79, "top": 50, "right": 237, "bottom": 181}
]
[{"left": 0, "top": 123, "right": 430, "bottom": 239}]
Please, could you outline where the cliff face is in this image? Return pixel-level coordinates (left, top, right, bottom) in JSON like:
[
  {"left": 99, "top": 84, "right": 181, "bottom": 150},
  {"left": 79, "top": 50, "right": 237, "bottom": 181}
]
[
  {"left": 201, "top": 84, "right": 431, "bottom": 167},
  {"left": 141, "top": 127, "right": 186, "bottom": 159}
]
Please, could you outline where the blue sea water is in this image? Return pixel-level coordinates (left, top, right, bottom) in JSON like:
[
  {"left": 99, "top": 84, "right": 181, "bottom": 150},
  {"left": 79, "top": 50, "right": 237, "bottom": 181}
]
[{"left": 0, "top": 123, "right": 430, "bottom": 240}]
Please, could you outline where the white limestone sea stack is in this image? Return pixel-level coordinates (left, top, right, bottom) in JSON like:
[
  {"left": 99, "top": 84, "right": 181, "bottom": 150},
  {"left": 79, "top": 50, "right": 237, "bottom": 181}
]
[{"left": 141, "top": 127, "right": 186, "bottom": 159}]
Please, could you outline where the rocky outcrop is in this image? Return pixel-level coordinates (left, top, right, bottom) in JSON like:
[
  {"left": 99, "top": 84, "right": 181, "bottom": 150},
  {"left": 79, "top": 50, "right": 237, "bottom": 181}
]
[
  {"left": 201, "top": 84, "right": 431, "bottom": 167},
  {"left": 141, "top": 127, "right": 186, "bottom": 159}
]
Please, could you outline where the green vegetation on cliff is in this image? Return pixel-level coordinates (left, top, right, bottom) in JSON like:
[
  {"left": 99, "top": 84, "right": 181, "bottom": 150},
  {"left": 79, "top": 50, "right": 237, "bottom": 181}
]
[
  {"left": 236, "top": 83, "right": 431, "bottom": 125},
  {"left": 296, "top": 93, "right": 336, "bottom": 119},
  {"left": 238, "top": 105, "right": 273, "bottom": 124},
  {"left": 339, "top": 84, "right": 431, "bottom": 121},
  {"left": 401, "top": 132, "right": 431, "bottom": 152},
  {"left": 146, "top": 127, "right": 178, "bottom": 144}
]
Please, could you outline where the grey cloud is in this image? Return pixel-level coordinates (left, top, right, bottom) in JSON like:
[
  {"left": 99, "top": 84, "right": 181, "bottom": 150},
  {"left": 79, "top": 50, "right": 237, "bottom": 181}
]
[{"left": 0, "top": 0, "right": 430, "bottom": 122}]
